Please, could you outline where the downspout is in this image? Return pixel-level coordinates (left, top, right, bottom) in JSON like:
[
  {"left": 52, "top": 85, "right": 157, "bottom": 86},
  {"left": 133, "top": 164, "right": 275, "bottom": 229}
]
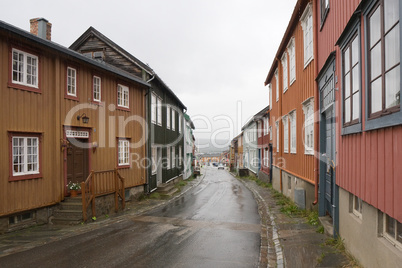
[
  {"left": 313, "top": 0, "right": 319, "bottom": 206},
  {"left": 276, "top": 57, "right": 283, "bottom": 193},
  {"left": 144, "top": 74, "right": 154, "bottom": 193}
]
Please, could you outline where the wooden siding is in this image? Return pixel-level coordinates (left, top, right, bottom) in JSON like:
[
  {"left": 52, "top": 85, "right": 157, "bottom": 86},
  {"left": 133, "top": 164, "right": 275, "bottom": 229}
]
[
  {"left": 268, "top": 1, "right": 317, "bottom": 184},
  {"left": 0, "top": 31, "right": 147, "bottom": 216}
]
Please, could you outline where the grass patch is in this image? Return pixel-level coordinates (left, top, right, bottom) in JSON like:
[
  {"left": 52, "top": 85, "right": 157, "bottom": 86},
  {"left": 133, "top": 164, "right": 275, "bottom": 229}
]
[{"left": 149, "top": 192, "right": 161, "bottom": 199}]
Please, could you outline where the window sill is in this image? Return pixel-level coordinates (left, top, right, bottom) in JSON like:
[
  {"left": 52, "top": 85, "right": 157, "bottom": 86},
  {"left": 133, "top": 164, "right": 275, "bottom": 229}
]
[
  {"left": 8, "top": 82, "right": 41, "bottom": 94},
  {"left": 117, "top": 164, "right": 130, "bottom": 169},
  {"left": 342, "top": 123, "right": 362, "bottom": 135},
  {"left": 117, "top": 106, "right": 130, "bottom": 112},
  {"left": 9, "top": 173, "right": 42, "bottom": 182},
  {"left": 365, "top": 110, "right": 402, "bottom": 131},
  {"left": 303, "top": 57, "right": 314, "bottom": 69},
  {"left": 65, "top": 94, "right": 79, "bottom": 101}
]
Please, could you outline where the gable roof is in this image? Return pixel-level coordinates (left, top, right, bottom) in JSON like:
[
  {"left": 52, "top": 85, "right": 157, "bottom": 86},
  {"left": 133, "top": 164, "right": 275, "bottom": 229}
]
[
  {"left": 0, "top": 20, "right": 149, "bottom": 87},
  {"left": 70, "top": 26, "right": 154, "bottom": 75}
]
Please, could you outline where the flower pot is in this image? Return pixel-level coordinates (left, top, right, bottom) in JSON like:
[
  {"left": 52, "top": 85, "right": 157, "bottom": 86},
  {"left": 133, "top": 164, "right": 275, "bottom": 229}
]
[{"left": 70, "top": 189, "right": 78, "bottom": 197}]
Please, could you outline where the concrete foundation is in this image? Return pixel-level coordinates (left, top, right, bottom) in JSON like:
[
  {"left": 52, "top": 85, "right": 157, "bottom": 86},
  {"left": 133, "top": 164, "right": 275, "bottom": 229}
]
[
  {"left": 338, "top": 188, "right": 402, "bottom": 268},
  {"left": 258, "top": 170, "right": 270, "bottom": 184}
]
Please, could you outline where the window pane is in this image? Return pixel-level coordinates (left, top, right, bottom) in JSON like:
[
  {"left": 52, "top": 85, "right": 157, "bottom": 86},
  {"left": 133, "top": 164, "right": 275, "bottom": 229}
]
[
  {"left": 384, "top": 0, "right": 399, "bottom": 32},
  {"left": 386, "top": 215, "right": 395, "bottom": 237},
  {"left": 352, "top": 37, "right": 359, "bottom": 65},
  {"left": 344, "top": 47, "right": 350, "bottom": 73},
  {"left": 371, "top": 43, "right": 382, "bottom": 79},
  {"left": 352, "top": 92, "right": 360, "bottom": 120},
  {"left": 345, "top": 73, "right": 351, "bottom": 98},
  {"left": 352, "top": 65, "right": 360, "bottom": 94},
  {"left": 370, "top": 7, "right": 381, "bottom": 47},
  {"left": 397, "top": 220, "right": 402, "bottom": 243},
  {"left": 345, "top": 97, "right": 351, "bottom": 123},
  {"left": 385, "top": 24, "right": 400, "bottom": 70},
  {"left": 371, "top": 78, "right": 383, "bottom": 113},
  {"left": 385, "top": 66, "right": 401, "bottom": 109}
]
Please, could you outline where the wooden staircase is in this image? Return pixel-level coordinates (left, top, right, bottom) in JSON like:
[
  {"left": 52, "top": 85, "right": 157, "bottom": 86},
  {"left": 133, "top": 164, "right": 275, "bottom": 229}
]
[{"left": 52, "top": 197, "right": 83, "bottom": 225}]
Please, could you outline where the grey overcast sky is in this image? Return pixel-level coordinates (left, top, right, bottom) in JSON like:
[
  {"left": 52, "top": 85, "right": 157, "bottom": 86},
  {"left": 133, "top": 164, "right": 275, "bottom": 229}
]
[{"left": 1, "top": 0, "right": 297, "bottom": 148}]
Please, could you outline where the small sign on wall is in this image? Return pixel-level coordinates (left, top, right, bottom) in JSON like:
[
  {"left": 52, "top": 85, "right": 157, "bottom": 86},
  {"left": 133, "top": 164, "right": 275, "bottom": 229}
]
[{"left": 66, "top": 130, "right": 89, "bottom": 139}]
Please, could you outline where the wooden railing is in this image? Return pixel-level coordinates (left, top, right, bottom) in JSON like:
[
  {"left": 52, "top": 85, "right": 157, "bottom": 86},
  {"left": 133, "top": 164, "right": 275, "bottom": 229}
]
[{"left": 81, "top": 168, "right": 125, "bottom": 222}]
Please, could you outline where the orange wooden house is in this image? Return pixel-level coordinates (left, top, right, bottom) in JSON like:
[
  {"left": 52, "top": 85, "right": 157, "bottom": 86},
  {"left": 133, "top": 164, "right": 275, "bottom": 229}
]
[
  {"left": 264, "top": 0, "right": 318, "bottom": 210},
  {"left": 0, "top": 19, "right": 149, "bottom": 231}
]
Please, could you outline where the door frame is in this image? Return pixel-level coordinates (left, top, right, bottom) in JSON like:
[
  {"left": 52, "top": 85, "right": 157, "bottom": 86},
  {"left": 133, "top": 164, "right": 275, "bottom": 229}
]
[{"left": 63, "top": 126, "right": 92, "bottom": 197}]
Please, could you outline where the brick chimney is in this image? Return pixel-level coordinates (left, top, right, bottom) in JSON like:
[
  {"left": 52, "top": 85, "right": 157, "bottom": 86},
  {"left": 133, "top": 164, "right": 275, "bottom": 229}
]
[{"left": 30, "top": 18, "right": 52, "bottom": 41}]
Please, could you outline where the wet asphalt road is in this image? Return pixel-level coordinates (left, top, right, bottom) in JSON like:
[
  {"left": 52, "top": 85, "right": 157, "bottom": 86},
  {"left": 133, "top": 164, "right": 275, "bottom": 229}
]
[{"left": 0, "top": 167, "right": 261, "bottom": 268}]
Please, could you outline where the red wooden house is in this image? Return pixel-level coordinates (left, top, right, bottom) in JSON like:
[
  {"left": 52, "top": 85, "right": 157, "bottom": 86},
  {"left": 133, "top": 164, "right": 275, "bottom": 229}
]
[{"left": 316, "top": 0, "right": 402, "bottom": 266}]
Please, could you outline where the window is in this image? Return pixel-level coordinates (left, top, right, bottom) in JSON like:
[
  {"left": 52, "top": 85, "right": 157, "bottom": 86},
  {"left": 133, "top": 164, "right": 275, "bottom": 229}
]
[
  {"left": 282, "top": 53, "right": 288, "bottom": 92},
  {"left": 276, "top": 121, "right": 279, "bottom": 153},
  {"left": 10, "top": 134, "right": 42, "bottom": 180},
  {"left": 172, "top": 109, "right": 176, "bottom": 131},
  {"left": 290, "top": 111, "right": 296, "bottom": 153},
  {"left": 301, "top": 4, "right": 313, "bottom": 67},
  {"left": 166, "top": 147, "right": 171, "bottom": 169},
  {"left": 151, "top": 94, "right": 157, "bottom": 124},
  {"left": 67, "top": 67, "right": 77, "bottom": 97},
  {"left": 343, "top": 34, "right": 361, "bottom": 127},
  {"left": 368, "top": 0, "right": 400, "bottom": 119},
  {"left": 178, "top": 114, "right": 182, "bottom": 133},
  {"left": 152, "top": 147, "right": 157, "bottom": 175},
  {"left": 157, "top": 98, "right": 162, "bottom": 126},
  {"left": 258, "top": 121, "right": 262, "bottom": 138},
  {"left": 118, "top": 139, "right": 130, "bottom": 166},
  {"left": 269, "top": 83, "right": 273, "bottom": 108},
  {"left": 382, "top": 213, "right": 402, "bottom": 250},
  {"left": 12, "top": 48, "right": 39, "bottom": 89},
  {"left": 93, "top": 76, "right": 101, "bottom": 102},
  {"left": 269, "top": 126, "right": 273, "bottom": 140},
  {"left": 302, "top": 99, "right": 314, "bottom": 155},
  {"left": 275, "top": 69, "right": 279, "bottom": 101},
  {"left": 172, "top": 146, "right": 176, "bottom": 168},
  {"left": 264, "top": 150, "right": 269, "bottom": 167},
  {"left": 117, "top": 84, "right": 129, "bottom": 109},
  {"left": 265, "top": 117, "right": 269, "bottom": 136},
  {"left": 321, "top": 0, "right": 330, "bottom": 25},
  {"left": 179, "top": 146, "right": 182, "bottom": 166},
  {"left": 167, "top": 106, "right": 171, "bottom": 129},
  {"left": 352, "top": 195, "right": 363, "bottom": 219},
  {"left": 288, "top": 38, "right": 296, "bottom": 84},
  {"left": 283, "top": 116, "right": 289, "bottom": 153}
]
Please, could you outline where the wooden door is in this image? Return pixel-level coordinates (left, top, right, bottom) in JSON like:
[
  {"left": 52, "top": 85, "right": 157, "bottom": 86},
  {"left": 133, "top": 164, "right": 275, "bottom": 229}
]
[{"left": 67, "top": 139, "right": 89, "bottom": 184}]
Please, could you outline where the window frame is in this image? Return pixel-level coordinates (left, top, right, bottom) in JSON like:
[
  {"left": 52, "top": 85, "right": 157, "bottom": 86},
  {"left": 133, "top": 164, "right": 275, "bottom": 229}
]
[
  {"left": 178, "top": 114, "right": 182, "bottom": 133},
  {"left": 117, "top": 84, "right": 129, "bottom": 110},
  {"left": 10, "top": 48, "right": 40, "bottom": 92},
  {"left": 289, "top": 111, "right": 296, "bottom": 154},
  {"left": 269, "top": 83, "right": 273, "bottom": 108},
  {"left": 172, "top": 109, "right": 176, "bottom": 131},
  {"left": 166, "top": 147, "right": 171, "bottom": 169},
  {"left": 92, "top": 75, "right": 102, "bottom": 103},
  {"left": 302, "top": 98, "right": 314, "bottom": 155},
  {"left": 364, "top": 0, "right": 402, "bottom": 130},
  {"left": 171, "top": 146, "right": 176, "bottom": 168},
  {"left": 320, "top": 0, "right": 330, "bottom": 27},
  {"left": 275, "top": 69, "right": 279, "bottom": 102},
  {"left": 117, "top": 139, "right": 130, "bottom": 168},
  {"left": 352, "top": 195, "right": 363, "bottom": 220},
  {"left": 276, "top": 121, "right": 279, "bottom": 153},
  {"left": 66, "top": 66, "right": 78, "bottom": 99},
  {"left": 301, "top": 3, "right": 314, "bottom": 67},
  {"left": 283, "top": 115, "right": 289, "bottom": 153},
  {"left": 288, "top": 38, "right": 296, "bottom": 85},
  {"left": 8, "top": 132, "right": 43, "bottom": 181},
  {"left": 282, "top": 53, "right": 288, "bottom": 93},
  {"left": 151, "top": 146, "right": 157, "bottom": 175},
  {"left": 382, "top": 213, "right": 402, "bottom": 251},
  {"left": 166, "top": 105, "right": 171, "bottom": 129},
  {"left": 157, "top": 97, "right": 162, "bottom": 126}
]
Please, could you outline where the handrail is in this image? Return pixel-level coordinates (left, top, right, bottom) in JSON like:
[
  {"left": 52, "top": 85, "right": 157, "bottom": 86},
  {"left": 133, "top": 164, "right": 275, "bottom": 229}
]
[{"left": 81, "top": 168, "right": 126, "bottom": 222}]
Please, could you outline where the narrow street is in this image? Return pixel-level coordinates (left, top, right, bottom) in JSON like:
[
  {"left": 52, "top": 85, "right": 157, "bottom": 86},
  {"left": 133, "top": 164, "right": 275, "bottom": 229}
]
[{"left": 0, "top": 167, "right": 261, "bottom": 268}]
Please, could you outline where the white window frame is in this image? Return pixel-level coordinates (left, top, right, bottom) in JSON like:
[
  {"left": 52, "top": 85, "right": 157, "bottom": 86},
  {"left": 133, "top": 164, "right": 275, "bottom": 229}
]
[
  {"left": 275, "top": 69, "right": 279, "bottom": 101},
  {"left": 265, "top": 116, "right": 269, "bottom": 136},
  {"left": 352, "top": 195, "right": 363, "bottom": 219},
  {"left": 166, "top": 105, "right": 171, "bottom": 129},
  {"left": 172, "top": 146, "right": 176, "bottom": 168},
  {"left": 258, "top": 121, "right": 262, "bottom": 138},
  {"left": 117, "top": 84, "right": 129, "bottom": 108},
  {"left": 302, "top": 98, "right": 314, "bottom": 155},
  {"left": 269, "top": 126, "right": 273, "bottom": 141},
  {"left": 382, "top": 213, "right": 402, "bottom": 251},
  {"left": 179, "top": 146, "right": 182, "bottom": 166},
  {"left": 178, "top": 114, "right": 182, "bottom": 133},
  {"left": 290, "top": 111, "right": 296, "bottom": 154},
  {"left": 157, "top": 97, "right": 162, "bottom": 126},
  {"left": 166, "top": 147, "right": 171, "bottom": 169},
  {"left": 269, "top": 83, "right": 273, "bottom": 108},
  {"left": 93, "top": 76, "right": 101, "bottom": 102},
  {"left": 276, "top": 121, "right": 279, "bottom": 153},
  {"left": 282, "top": 53, "right": 288, "bottom": 92},
  {"left": 172, "top": 109, "right": 176, "bottom": 131},
  {"left": 288, "top": 38, "right": 296, "bottom": 85},
  {"left": 12, "top": 48, "right": 39, "bottom": 88},
  {"left": 118, "top": 139, "right": 130, "bottom": 166},
  {"left": 301, "top": 3, "right": 314, "bottom": 68},
  {"left": 283, "top": 115, "right": 289, "bottom": 153},
  {"left": 151, "top": 94, "right": 157, "bottom": 124},
  {"left": 151, "top": 146, "right": 157, "bottom": 175},
  {"left": 67, "top": 67, "right": 77, "bottom": 97},
  {"left": 12, "top": 136, "right": 40, "bottom": 176}
]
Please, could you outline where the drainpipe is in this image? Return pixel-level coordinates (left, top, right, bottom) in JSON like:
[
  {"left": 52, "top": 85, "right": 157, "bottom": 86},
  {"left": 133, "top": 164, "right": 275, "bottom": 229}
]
[{"left": 312, "top": 0, "right": 319, "bottom": 206}]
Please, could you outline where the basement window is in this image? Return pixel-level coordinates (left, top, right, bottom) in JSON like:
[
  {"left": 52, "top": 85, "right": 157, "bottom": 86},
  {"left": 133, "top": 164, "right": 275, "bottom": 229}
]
[{"left": 9, "top": 211, "right": 34, "bottom": 225}]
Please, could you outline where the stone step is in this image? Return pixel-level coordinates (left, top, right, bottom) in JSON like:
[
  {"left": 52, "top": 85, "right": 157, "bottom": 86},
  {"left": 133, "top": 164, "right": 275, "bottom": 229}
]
[
  {"left": 59, "top": 202, "right": 82, "bottom": 211},
  {"left": 53, "top": 209, "right": 82, "bottom": 220},
  {"left": 51, "top": 218, "right": 83, "bottom": 226}
]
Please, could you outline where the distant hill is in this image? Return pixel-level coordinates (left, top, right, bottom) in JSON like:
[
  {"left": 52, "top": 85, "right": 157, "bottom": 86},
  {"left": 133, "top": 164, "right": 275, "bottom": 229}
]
[{"left": 195, "top": 138, "right": 230, "bottom": 154}]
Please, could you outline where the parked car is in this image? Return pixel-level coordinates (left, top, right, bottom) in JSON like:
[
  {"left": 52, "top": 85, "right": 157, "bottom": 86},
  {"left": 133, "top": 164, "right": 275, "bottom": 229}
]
[
  {"left": 212, "top": 162, "right": 218, "bottom": 167},
  {"left": 218, "top": 163, "right": 224, "bottom": 170}
]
